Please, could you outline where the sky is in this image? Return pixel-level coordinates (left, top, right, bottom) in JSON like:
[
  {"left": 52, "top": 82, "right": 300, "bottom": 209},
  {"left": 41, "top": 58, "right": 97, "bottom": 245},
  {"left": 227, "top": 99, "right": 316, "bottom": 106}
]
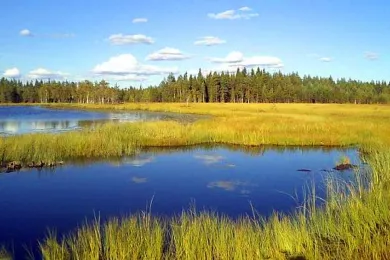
[{"left": 0, "top": 0, "right": 389, "bottom": 87}]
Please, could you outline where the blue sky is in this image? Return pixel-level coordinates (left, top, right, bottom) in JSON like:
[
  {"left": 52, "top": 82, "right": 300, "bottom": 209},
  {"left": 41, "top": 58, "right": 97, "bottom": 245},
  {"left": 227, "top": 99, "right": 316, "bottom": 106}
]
[{"left": 1, "top": 0, "right": 389, "bottom": 87}]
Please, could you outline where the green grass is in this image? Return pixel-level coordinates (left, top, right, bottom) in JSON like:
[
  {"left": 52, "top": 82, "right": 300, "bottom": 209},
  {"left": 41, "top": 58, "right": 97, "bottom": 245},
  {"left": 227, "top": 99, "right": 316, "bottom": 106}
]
[{"left": 1, "top": 103, "right": 390, "bottom": 259}]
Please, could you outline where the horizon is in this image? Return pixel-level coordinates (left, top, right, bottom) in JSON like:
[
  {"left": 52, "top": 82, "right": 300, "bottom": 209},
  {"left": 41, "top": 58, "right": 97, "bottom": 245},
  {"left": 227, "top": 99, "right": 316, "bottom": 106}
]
[{"left": 1, "top": 0, "right": 389, "bottom": 87}]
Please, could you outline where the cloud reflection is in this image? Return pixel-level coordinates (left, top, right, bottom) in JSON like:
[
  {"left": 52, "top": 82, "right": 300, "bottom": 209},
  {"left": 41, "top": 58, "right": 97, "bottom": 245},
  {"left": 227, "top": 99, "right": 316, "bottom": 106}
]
[
  {"left": 194, "top": 154, "right": 224, "bottom": 165},
  {"left": 207, "top": 181, "right": 237, "bottom": 191},
  {"left": 124, "top": 156, "right": 154, "bottom": 167},
  {"left": 132, "top": 177, "right": 148, "bottom": 184},
  {"left": 207, "top": 180, "right": 256, "bottom": 192},
  {"left": 240, "top": 189, "right": 251, "bottom": 195}
]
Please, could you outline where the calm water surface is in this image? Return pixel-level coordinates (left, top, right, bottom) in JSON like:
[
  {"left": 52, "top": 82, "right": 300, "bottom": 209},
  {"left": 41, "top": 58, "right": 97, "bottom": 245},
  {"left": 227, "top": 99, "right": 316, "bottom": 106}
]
[
  {"left": 0, "top": 106, "right": 192, "bottom": 135},
  {"left": 0, "top": 145, "right": 362, "bottom": 259}
]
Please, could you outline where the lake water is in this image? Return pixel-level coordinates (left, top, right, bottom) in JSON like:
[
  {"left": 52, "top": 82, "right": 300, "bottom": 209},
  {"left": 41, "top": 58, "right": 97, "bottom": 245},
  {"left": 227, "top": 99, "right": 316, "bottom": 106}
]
[
  {"left": 0, "top": 145, "right": 362, "bottom": 259},
  {"left": 0, "top": 106, "right": 193, "bottom": 135}
]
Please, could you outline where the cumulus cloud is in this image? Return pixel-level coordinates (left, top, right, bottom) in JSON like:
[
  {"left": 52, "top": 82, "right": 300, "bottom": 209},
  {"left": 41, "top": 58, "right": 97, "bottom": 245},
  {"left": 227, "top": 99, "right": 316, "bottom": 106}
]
[
  {"left": 132, "top": 18, "right": 148, "bottom": 23},
  {"left": 365, "top": 52, "right": 379, "bottom": 60},
  {"left": 20, "top": 29, "right": 33, "bottom": 37},
  {"left": 210, "top": 51, "right": 244, "bottom": 63},
  {"left": 3, "top": 68, "right": 21, "bottom": 78},
  {"left": 146, "top": 47, "right": 190, "bottom": 61},
  {"left": 208, "top": 8, "right": 259, "bottom": 20},
  {"left": 237, "top": 56, "right": 284, "bottom": 68},
  {"left": 239, "top": 6, "right": 252, "bottom": 11},
  {"left": 194, "top": 36, "right": 226, "bottom": 46},
  {"left": 92, "top": 54, "right": 178, "bottom": 81},
  {"left": 27, "top": 68, "right": 69, "bottom": 80},
  {"left": 319, "top": 57, "right": 333, "bottom": 62},
  {"left": 108, "top": 34, "right": 154, "bottom": 45},
  {"left": 208, "top": 51, "right": 284, "bottom": 71}
]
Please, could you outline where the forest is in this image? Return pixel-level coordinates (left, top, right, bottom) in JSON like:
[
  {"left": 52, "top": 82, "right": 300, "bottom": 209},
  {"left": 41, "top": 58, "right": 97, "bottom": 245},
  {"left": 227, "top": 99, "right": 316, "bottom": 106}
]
[{"left": 1, "top": 68, "right": 390, "bottom": 104}]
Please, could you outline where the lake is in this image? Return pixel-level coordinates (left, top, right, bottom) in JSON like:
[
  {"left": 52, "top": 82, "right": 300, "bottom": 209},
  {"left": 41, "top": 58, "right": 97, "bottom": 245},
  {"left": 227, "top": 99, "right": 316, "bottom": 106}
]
[
  {"left": 0, "top": 145, "right": 362, "bottom": 259},
  {"left": 0, "top": 106, "right": 195, "bottom": 135}
]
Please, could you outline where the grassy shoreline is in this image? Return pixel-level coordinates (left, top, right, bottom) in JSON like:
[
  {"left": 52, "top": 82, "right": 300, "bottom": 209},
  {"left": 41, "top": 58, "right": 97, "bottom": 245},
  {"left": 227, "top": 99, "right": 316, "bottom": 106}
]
[
  {"left": 1, "top": 103, "right": 390, "bottom": 163},
  {"left": 1, "top": 103, "right": 390, "bottom": 259}
]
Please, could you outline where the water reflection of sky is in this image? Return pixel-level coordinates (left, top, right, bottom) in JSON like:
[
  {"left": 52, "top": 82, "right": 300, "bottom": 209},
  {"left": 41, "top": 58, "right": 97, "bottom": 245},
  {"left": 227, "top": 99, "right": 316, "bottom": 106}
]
[
  {"left": 0, "top": 106, "right": 182, "bottom": 135},
  {"left": 0, "top": 145, "right": 364, "bottom": 259}
]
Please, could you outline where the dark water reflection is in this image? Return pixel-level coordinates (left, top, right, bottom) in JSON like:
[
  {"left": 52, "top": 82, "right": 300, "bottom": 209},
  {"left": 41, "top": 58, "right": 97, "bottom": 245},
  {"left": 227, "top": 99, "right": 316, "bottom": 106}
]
[
  {"left": 0, "top": 145, "right": 365, "bottom": 259},
  {"left": 0, "top": 106, "right": 195, "bottom": 135}
]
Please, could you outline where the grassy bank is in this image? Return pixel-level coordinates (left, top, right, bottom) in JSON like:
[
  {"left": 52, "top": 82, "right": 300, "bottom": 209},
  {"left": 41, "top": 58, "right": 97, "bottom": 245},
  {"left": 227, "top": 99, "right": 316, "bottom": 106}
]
[
  {"left": 2, "top": 103, "right": 390, "bottom": 163},
  {"left": 1, "top": 103, "right": 390, "bottom": 259}
]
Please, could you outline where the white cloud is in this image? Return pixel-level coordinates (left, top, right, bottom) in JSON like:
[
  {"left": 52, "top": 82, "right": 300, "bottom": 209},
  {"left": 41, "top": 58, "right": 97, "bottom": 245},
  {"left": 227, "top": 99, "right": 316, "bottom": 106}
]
[
  {"left": 108, "top": 34, "right": 154, "bottom": 45},
  {"left": 237, "top": 56, "right": 284, "bottom": 68},
  {"left": 92, "top": 54, "right": 179, "bottom": 81},
  {"left": 208, "top": 51, "right": 284, "bottom": 71},
  {"left": 132, "top": 18, "right": 148, "bottom": 23},
  {"left": 27, "top": 68, "right": 69, "bottom": 80},
  {"left": 319, "top": 57, "right": 333, "bottom": 62},
  {"left": 239, "top": 6, "right": 252, "bottom": 11},
  {"left": 3, "top": 68, "right": 21, "bottom": 78},
  {"left": 20, "top": 29, "right": 33, "bottom": 37},
  {"left": 210, "top": 51, "right": 244, "bottom": 63},
  {"left": 194, "top": 36, "right": 226, "bottom": 46},
  {"left": 208, "top": 8, "right": 259, "bottom": 20},
  {"left": 365, "top": 52, "right": 379, "bottom": 60},
  {"left": 208, "top": 10, "right": 240, "bottom": 20},
  {"left": 146, "top": 47, "right": 190, "bottom": 61}
]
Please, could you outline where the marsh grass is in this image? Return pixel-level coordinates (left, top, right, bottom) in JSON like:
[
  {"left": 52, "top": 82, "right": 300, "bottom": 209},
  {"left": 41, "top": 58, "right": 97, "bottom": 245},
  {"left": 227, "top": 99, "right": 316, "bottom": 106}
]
[
  {"left": 2, "top": 103, "right": 390, "bottom": 259},
  {"left": 2, "top": 103, "right": 390, "bottom": 163}
]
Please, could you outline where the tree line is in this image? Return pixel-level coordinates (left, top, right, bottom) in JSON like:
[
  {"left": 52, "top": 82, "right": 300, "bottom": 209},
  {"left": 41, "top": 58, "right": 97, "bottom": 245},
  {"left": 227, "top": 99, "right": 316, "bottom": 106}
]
[{"left": 1, "top": 68, "right": 390, "bottom": 104}]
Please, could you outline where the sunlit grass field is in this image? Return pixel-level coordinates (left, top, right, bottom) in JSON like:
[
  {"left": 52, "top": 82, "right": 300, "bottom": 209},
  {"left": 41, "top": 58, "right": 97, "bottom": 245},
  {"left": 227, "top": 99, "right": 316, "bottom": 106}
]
[
  {"left": 1, "top": 103, "right": 390, "bottom": 259},
  {"left": 1, "top": 103, "right": 390, "bottom": 163}
]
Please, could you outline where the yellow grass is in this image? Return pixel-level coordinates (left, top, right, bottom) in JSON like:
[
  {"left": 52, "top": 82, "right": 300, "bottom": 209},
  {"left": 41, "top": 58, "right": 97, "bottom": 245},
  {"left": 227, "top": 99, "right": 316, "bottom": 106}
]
[{"left": 1, "top": 103, "right": 390, "bottom": 163}]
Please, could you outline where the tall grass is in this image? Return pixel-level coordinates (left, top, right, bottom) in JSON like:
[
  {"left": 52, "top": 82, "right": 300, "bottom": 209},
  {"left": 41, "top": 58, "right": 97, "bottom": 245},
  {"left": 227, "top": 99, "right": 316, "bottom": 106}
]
[{"left": 2, "top": 103, "right": 390, "bottom": 163}]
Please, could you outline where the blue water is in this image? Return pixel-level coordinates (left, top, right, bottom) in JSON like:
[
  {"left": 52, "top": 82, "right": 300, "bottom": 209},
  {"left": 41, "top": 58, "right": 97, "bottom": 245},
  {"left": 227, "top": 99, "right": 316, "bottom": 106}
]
[
  {"left": 0, "top": 106, "right": 187, "bottom": 135},
  {"left": 0, "top": 145, "right": 362, "bottom": 259}
]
